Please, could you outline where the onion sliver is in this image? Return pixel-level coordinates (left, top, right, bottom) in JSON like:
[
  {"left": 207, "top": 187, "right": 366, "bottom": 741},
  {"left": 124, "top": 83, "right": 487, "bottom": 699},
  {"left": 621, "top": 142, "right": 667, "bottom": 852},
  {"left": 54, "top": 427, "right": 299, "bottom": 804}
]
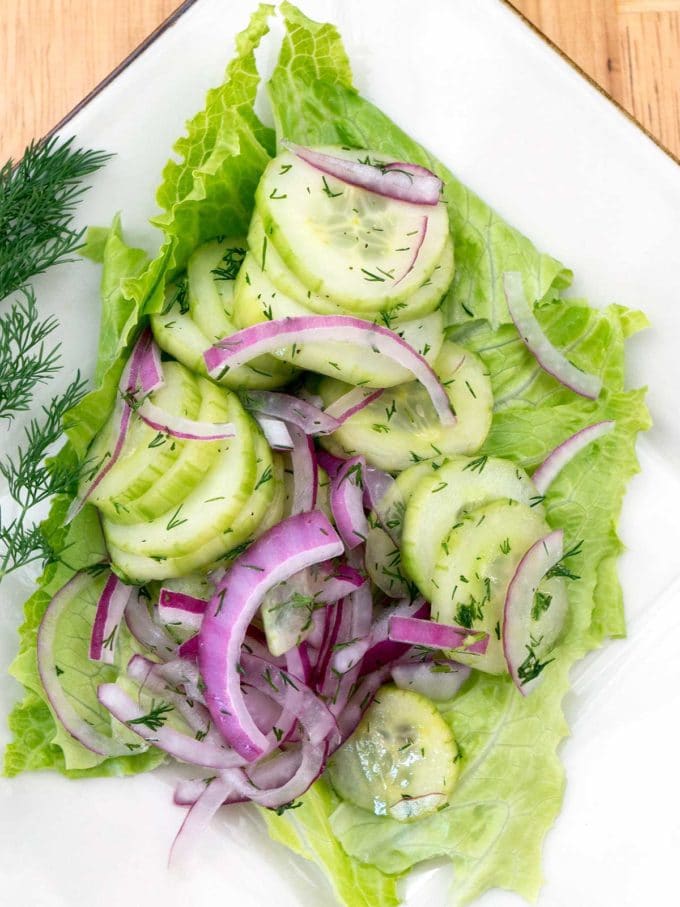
[
  {"left": 391, "top": 660, "right": 470, "bottom": 701},
  {"left": 283, "top": 141, "right": 443, "bottom": 206},
  {"left": 136, "top": 399, "right": 235, "bottom": 441},
  {"left": 170, "top": 769, "right": 244, "bottom": 866},
  {"left": 330, "top": 456, "right": 368, "bottom": 549},
  {"left": 157, "top": 588, "right": 207, "bottom": 634},
  {"left": 254, "top": 415, "right": 293, "bottom": 450},
  {"left": 243, "top": 390, "right": 340, "bottom": 435},
  {"left": 136, "top": 334, "right": 164, "bottom": 395},
  {"left": 204, "top": 316, "right": 455, "bottom": 426},
  {"left": 97, "top": 682, "right": 245, "bottom": 768},
  {"left": 503, "top": 529, "right": 564, "bottom": 696},
  {"left": 324, "top": 387, "right": 383, "bottom": 424},
  {"left": 289, "top": 424, "right": 318, "bottom": 514},
  {"left": 532, "top": 420, "right": 615, "bottom": 495},
  {"left": 503, "top": 271, "right": 602, "bottom": 399},
  {"left": 199, "top": 511, "right": 343, "bottom": 761},
  {"left": 89, "top": 573, "right": 132, "bottom": 664},
  {"left": 388, "top": 616, "right": 489, "bottom": 654},
  {"left": 37, "top": 572, "right": 130, "bottom": 757},
  {"left": 125, "top": 587, "right": 177, "bottom": 657}
]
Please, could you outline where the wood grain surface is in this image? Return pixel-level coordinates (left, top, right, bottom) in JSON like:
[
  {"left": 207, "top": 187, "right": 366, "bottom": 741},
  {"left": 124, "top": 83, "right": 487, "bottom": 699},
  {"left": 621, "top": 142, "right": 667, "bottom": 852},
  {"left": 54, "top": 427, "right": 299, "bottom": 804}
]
[{"left": 1, "top": 0, "right": 679, "bottom": 162}]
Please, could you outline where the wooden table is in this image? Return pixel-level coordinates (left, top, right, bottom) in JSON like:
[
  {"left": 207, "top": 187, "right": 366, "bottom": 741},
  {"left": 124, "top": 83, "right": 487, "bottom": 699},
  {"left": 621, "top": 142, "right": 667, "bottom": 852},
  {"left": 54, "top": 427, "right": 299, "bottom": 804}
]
[{"left": 1, "top": 0, "right": 679, "bottom": 163}]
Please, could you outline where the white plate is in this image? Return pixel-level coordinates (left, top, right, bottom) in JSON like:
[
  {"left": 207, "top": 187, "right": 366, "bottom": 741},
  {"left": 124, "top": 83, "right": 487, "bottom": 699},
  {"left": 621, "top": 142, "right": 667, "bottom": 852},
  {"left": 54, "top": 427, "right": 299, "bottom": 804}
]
[{"left": 1, "top": 2, "right": 679, "bottom": 905}]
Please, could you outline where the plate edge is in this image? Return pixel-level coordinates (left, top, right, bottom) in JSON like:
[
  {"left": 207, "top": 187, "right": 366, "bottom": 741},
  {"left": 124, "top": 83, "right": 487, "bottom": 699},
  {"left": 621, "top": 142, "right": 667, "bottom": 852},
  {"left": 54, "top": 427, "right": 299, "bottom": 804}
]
[{"left": 501, "top": 0, "right": 680, "bottom": 167}]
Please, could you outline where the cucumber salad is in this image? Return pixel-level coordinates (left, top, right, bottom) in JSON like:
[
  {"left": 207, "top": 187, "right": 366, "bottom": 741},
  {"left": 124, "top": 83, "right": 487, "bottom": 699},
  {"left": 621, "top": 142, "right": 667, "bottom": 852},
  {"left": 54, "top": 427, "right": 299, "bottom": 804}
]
[{"left": 4, "top": 5, "right": 650, "bottom": 907}]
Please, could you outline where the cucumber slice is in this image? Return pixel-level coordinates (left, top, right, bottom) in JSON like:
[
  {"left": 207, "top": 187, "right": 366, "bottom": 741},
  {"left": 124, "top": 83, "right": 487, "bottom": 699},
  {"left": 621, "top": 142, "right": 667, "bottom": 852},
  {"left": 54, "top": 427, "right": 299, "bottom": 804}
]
[
  {"left": 316, "top": 341, "right": 492, "bottom": 471},
  {"left": 101, "top": 376, "right": 232, "bottom": 525},
  {"left": 402, "top": 456, "right": 542, "bottom": 601},
  {"left": 151, "top": 300, "right": 296, "bottom": 392},
  {"left": 248, "top": 212, "right": 453, "bottom": 321},
  {"left": 233, "top": 252, "right": 443, "bottom": 387},
  {"left": 89, "top": 362, "right": 201, "bottom": 512},
  {"left": 104, "top": 390, "right": 256, "bottom": 559},
  {"left": 107, "top": 433, "right": 282, "bottom": 583},
  {"left": 187, "top": 239, "right": 246, "bottom": 338},
  {"left": 327, "top": 685, "right": 459, "bottom": 821},
  {"left": 256, "top": 147, "right": 449, "bottom": 310},
  {"left": 430, "top": 500, "right": 565, "bottom": 675}
]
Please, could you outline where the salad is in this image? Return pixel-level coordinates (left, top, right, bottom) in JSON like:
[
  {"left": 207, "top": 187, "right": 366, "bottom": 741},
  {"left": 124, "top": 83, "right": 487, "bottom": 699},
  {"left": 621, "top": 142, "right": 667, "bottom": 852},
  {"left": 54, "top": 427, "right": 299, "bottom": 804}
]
[{"left": 3, "top": 4, "right": 650, "bottom": 906}]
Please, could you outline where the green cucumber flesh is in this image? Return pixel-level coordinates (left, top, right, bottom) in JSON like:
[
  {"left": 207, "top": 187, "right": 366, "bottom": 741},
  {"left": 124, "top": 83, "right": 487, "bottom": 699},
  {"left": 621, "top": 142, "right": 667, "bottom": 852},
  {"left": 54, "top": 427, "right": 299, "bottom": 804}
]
[
  {"left": 248, "top": 211, "right": 453, "bottom": 321},
  {"left": 328, "top": 685, "right": 459, "bottom": 822},
  {"left": 233, "top": 252, "right": 443, "bottom": 387},
  {"left": 317, "top": 341, "right": 492, "bottom": 471},
  {"left": 187, "top": 238, "right": 246, "bottom": 339},
  {"left": 256, "top": 147, "right": 449, "bottom": 309},
  {"left": 430, "top": 500, "right": 565, "bottom": 675},
  {"left": 402, "top": 456, "right": 542, "bottom": 601}
]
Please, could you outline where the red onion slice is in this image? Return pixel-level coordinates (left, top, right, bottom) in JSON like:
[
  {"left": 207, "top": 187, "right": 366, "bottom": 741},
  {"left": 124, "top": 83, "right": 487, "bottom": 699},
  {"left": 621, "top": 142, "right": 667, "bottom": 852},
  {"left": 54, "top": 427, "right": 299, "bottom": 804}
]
[
  {"left": 170, "top": 769, "right": 245, "bottom": 866},
  {"left": 324, "top": 387, "right": 384, "bottom": 424},
  {"left": 391, "top": 660, "right": 471, "bottom": 701},
  {"left": 503, "top": 271, "right": 602, "bottom": 399},
  {"left": 532, "top": 420, "right": 615, "bottom": 495},
  {"left": 503, "top": 529, "right": 564, "bottom": 696},
  {"left": 335, "top": 597, "right": 428, "bottom": 675},
  {"left": 157, "top": 588, "right": 207, "bottom": 634},
  {"left": 282, "top": 141, "right": 443, "bottom": 206},
  {"left": 136, "top": 334, "right": 165, "bottom": 395},
  {"left": 254, "top": 415, "right": 294, "bottom": 450},
  {"left": 204, "top": 316, "right": 455, "bottom": 426},
  {"left": 89, "top": 573, "right": 132, "bottom": 664},
  {"left": 388, "top": 616, "right": 489, "bottom": 655},
  {"left": 289, "top": 424, "right": 318, "bottom": 514},
  {"left": 198, "top": 511, "right": 343, "bottom": 761},
  {"left": 136, "top": 399, "right": 235, "bottom": 441},
  {"left": 362, "top": 465, "right": 396, "bottom": 515},
  {"left": 97, "top": 683, "right": 245, "bottom": 768},
  {"left": 330, "top": 456, "right": 368, "bottom": 549},
  {"left": 37, "top": 573, "right": 130, "bottom": 757},
  {"left": 125, "top": 588, "right": 177, "bottom": 658},
  {"left": 243, "top": 390, "right": 340, "bottom": 435}
]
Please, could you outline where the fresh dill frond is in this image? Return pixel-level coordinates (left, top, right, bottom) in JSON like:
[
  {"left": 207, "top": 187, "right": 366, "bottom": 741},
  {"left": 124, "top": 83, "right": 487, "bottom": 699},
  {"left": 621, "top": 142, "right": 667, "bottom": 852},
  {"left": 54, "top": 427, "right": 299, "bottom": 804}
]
[{"left": 0, "top": 136, "right": 111, "bottom": 299}]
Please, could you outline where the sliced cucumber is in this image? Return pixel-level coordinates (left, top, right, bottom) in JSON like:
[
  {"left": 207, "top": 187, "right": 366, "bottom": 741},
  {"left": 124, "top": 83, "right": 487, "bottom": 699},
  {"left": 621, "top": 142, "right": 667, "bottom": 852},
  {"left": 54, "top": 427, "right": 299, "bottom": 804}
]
[
  {"left": 107, "top": 434, "right": 282, "bottom": 583},
  {"left": 89, "top": 362, "right": 201, "bottom": 512},
  {"left": 151, "top": 300, "right": 296, "bottom": 392},
  {"left": 101, "top": 376, "right": 232, "bottom": 525},
  {"left": 402, "top": 456, "right": 542, "bottom": 602},
  {"left": 247, "top": 212, "right": 454, "bottom": 321},
  {"left": 187, "top": 238, "right": 246, "bottom": 338},
  {"left": 327, "top": 685, "right": 459, "bottom": 822},
  {"left": 233, "top": 252, "right": 443, "bottom": 387},
  {"left": 104, "top": 390, "right": 256, "bottom": 559},
  {"left": 317, "top": 341, "right": 492, "bottom": 471},
  {"left": 430, "top": 500, "right": 564, "bottom": 675},
  {"left": 256, "top": 147, "right": 450, "bottom": 310}
]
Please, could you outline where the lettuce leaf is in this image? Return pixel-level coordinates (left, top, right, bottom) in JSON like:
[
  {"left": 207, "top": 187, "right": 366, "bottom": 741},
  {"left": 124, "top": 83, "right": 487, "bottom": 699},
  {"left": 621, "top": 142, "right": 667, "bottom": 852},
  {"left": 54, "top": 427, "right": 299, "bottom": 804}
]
[{"left": 268, "top": 2, "right": 571, "bottom": 331}]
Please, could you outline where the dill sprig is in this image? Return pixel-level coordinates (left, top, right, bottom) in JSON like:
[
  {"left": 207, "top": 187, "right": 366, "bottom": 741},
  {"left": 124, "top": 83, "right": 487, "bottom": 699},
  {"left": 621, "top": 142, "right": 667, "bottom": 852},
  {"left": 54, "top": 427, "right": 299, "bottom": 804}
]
[
  {"left": 0, "top": 287, "right": 61, "bottom": 420},
  {"left": 0, "top": 374, "right": 87, "bottom": 579},
  {"left": 0, "top": 136, "right": 112, "bottom": 300}
]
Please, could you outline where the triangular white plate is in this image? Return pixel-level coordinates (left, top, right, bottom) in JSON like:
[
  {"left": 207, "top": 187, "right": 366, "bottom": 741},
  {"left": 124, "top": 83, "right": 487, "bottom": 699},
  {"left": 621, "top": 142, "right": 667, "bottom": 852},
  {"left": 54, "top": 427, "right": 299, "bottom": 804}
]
[{"left": 1, "top": 2, "right": 679, "bottom": 905}]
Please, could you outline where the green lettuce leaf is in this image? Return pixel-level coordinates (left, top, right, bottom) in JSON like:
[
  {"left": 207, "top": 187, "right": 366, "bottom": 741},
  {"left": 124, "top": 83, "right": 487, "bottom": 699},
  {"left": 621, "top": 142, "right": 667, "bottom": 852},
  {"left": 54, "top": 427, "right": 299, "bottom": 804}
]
[{"left": 268, "top": 2, "right": 571, "bottom": 330}]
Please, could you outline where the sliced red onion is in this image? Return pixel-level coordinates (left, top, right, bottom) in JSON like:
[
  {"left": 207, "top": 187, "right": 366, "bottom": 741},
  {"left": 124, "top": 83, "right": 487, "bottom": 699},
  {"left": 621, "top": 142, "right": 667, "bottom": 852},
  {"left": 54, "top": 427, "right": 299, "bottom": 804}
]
[
  {"left": 243, "top": 390, "right": 340, "bottom": 435},
  {"left": 204, "top": 316, "right": 455, "bottom": 426},
  {"left": 289, "top": 424, "right": 318, "bottom": 514},
  {"left": 330, "top": 456, "right": 368, "bottom": 549},
  {"left": 391, "top": 661, "right": 471, "bottom": 702},
  {"left": 136, "top": 334, "right": 165, "bottom": 395},
  {"left": 97, "top": 683, "right": 245, "bottom": 768},
  {"left": 89, "top": 573, "right": 132, "bottom": 664},
  {"left": 198, "top": 511, "right": 343, "bottom": 761},
  {"left": 282, "top": 141, "right": 442, "bottom": 206},
  {"left": 37, "top": 573, "right": 130, "bottom": 757},
  {"left": 156, "top": 658, "right": 205, "bottom": 706},
  {"left": 324, "top": 387, "right": 383, "bottom": 424},
  {"left": 394, "top": 215, "right": 428, "bottom": 284},
  {"left": 335, "top": 664, "right": 393, "bottom": 742},
  {"left": 362, "top": 465, "right": 396, "bottom": 515},
  {"left": 245, "top": 740, "right": 327, "bottom": 810},
  {"left": 503, "top": 271, "right": 602, "bottom": 399},
  {"left": 136, "top": 399, "right": 235, "bottom": 441},
  {"left": 170, "top": 770, "right": 245, "bottom": 866},
  {"left": 335, "top": 597, "right": 428, "bottom": 675},
  {"left": 388, "top": 616, "right": 489, "bottom": 655},
  {"left": 253, "top": 415, "right": 293, "bottom": 450},
  {"left": 125, "top": 588, "right": 177, "bottom": 658},
  {"left": 316, "top": 449, "right": 345, "bottom": 481},
  {"left": 503, "top": 529, "right": 564, "bottom": 696},
  {"left": 532, "top": 421, "right": 615, "bottom": 495},
  {"left": 157, "top": 588, "right": 207, "bottom": 634},
  {"left": 177, "top": 635, "right": 199, "bottom": 661}
]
